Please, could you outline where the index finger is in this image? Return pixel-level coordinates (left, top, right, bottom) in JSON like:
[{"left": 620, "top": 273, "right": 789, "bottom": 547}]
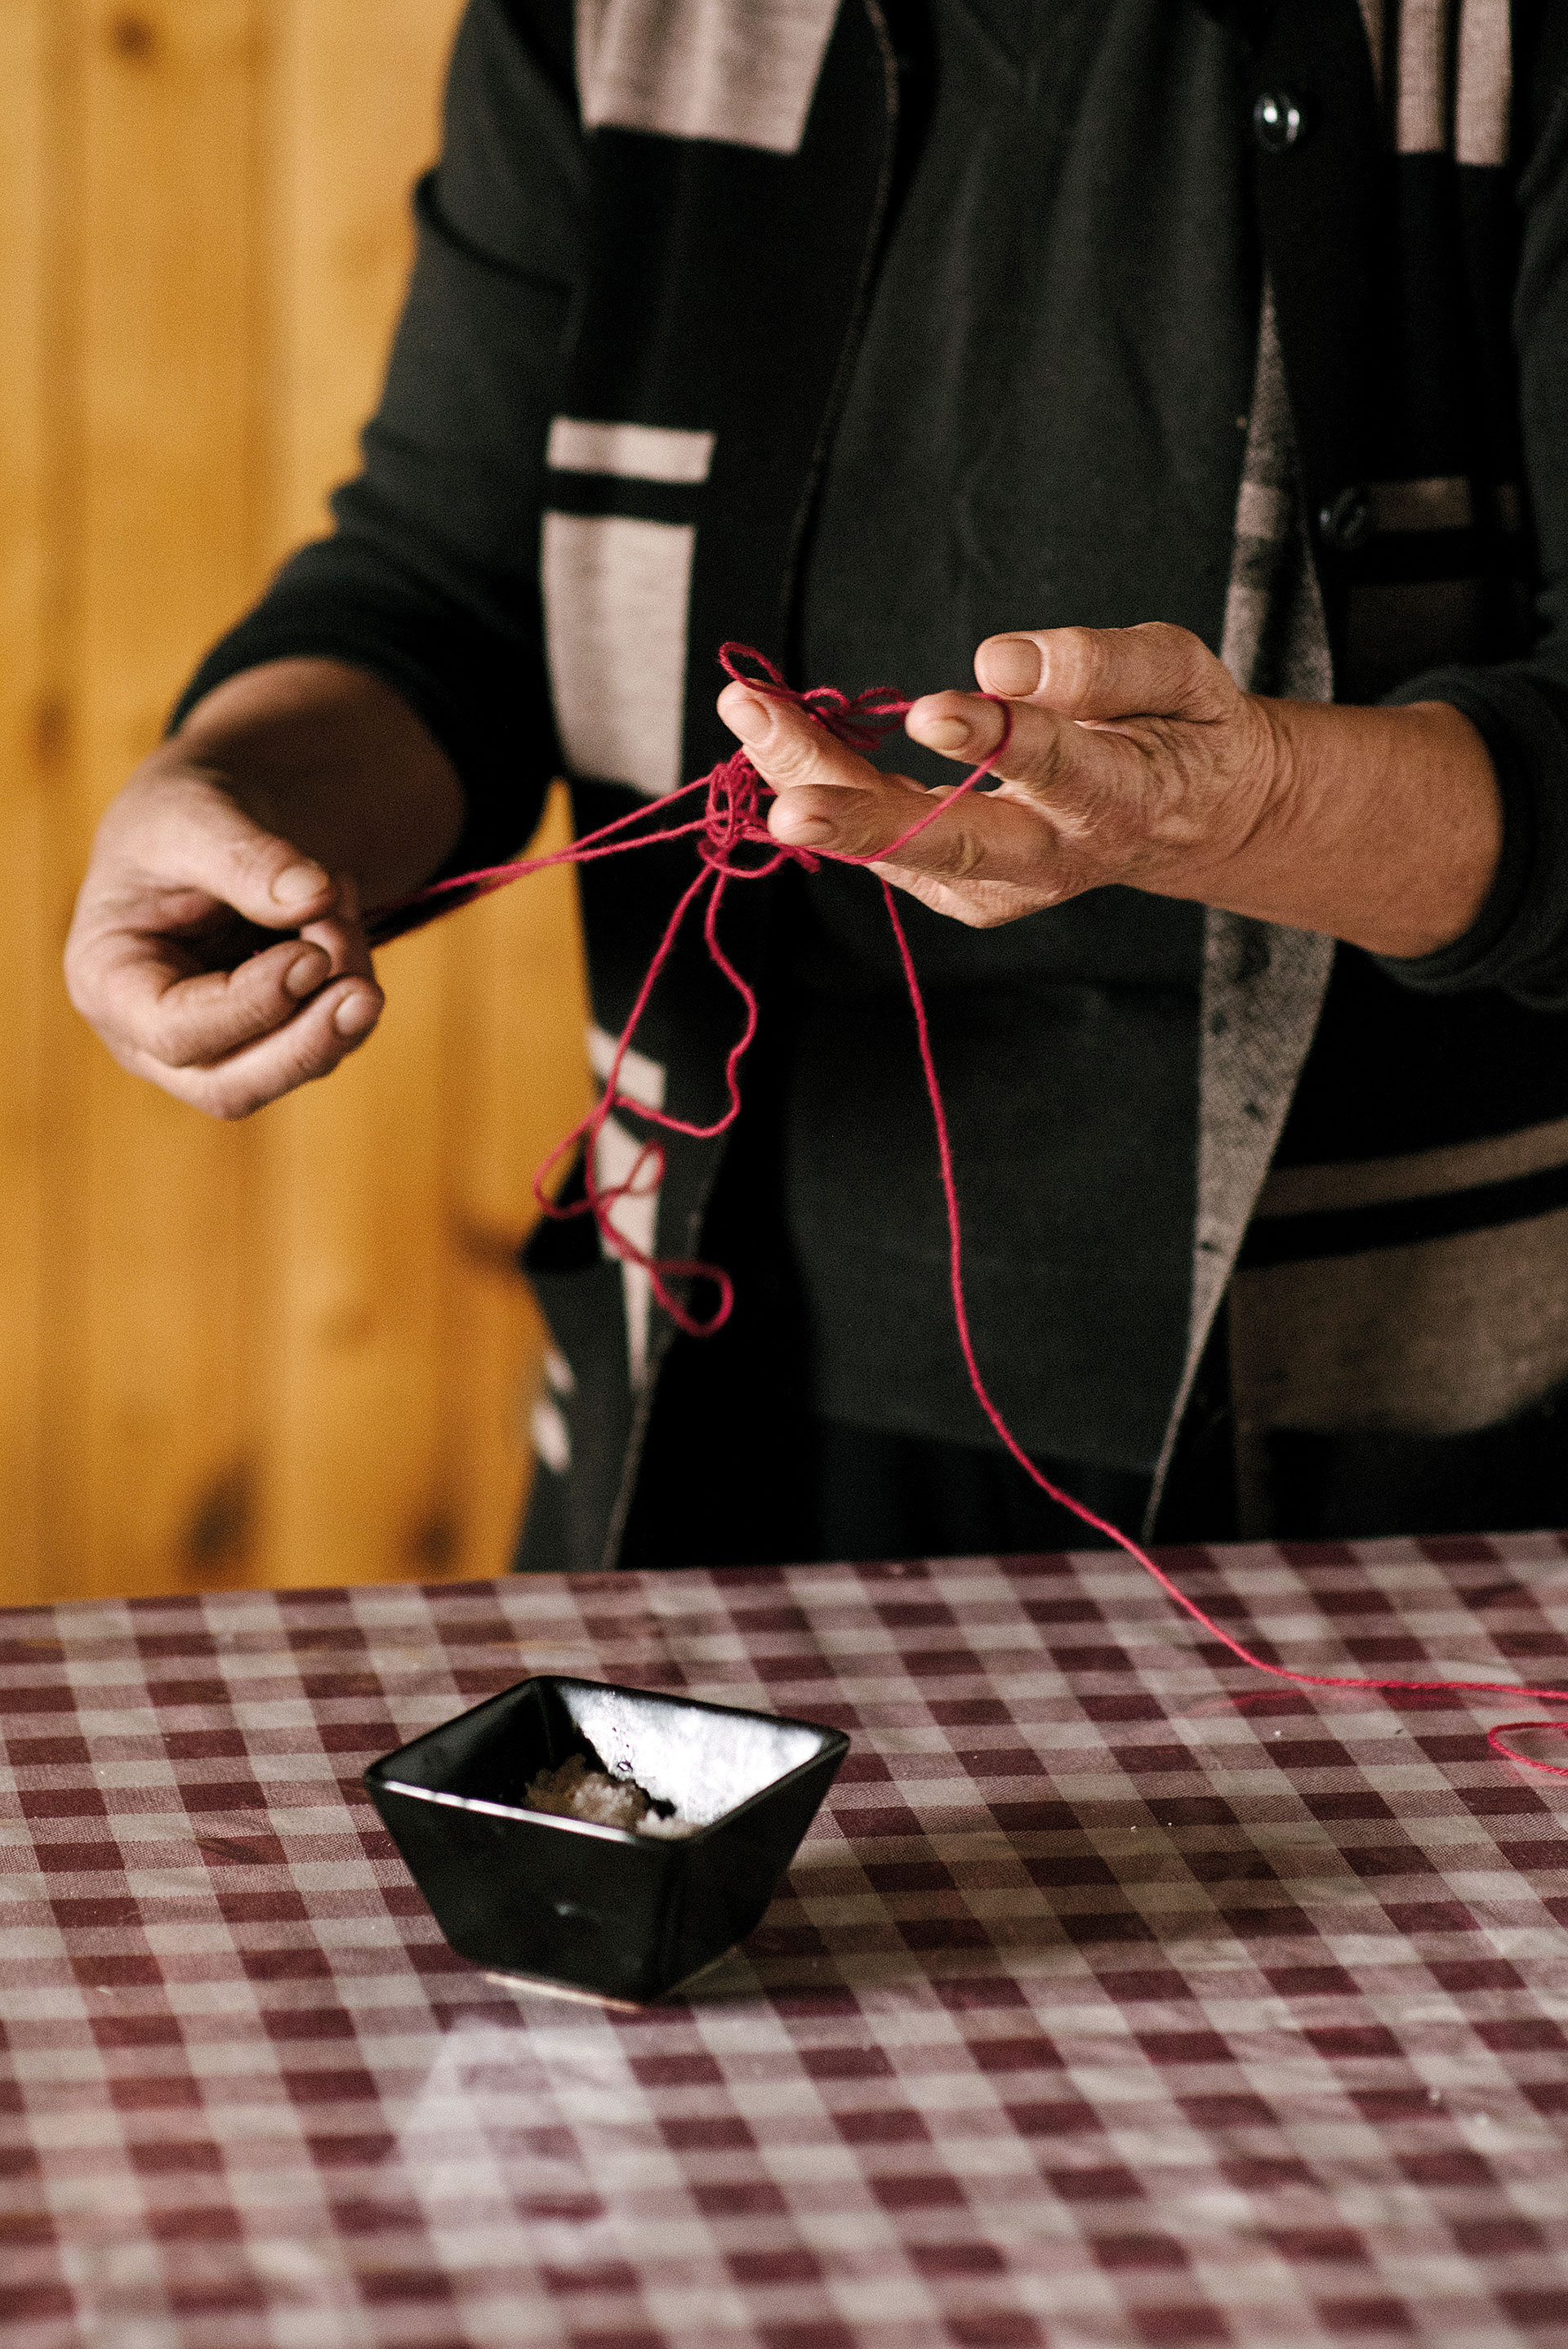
[
  {"left": 717, "top": 684, "right": 886, "bottom": 791},
  {"left": 717, "top": 682, "right": 933, "bottom": 855},
  {"left": 69, "top": 904, "right": 373, "bottom": 1071},
  {"left": 111, "top": 974, "right": 384, "bottom": 1121}
]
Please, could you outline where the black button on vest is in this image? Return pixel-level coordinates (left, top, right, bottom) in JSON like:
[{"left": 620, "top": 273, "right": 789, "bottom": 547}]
[
  {"left": 1252, "top": 90, "right": 1307, "bottom": 150},
  {"left": 1319, "top": 487, "right": 1373, "bottom": 552}
]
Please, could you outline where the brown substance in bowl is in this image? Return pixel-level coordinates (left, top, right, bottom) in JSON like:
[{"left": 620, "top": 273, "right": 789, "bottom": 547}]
[{"left": 524, "top": 1753, "right": 696, "bottom": 1839}]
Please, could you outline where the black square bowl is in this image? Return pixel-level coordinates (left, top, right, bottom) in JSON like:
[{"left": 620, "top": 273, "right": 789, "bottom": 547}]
[{"left": 364, "top": 1676, "right": 849, "bottom": 2004}]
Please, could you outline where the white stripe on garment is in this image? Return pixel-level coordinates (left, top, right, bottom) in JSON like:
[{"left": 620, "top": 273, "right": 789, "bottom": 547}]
[
  {"left": 576, "top": 0, "right": 840, "bottom": 154},
  {"left": 1255, "top": 1109, "right": 1568, "bottom": 1220},
  {"left": 530, "top": 1397, "right": 572, "bottom": 1473},
  {"left": 588, "top": 1023, "right": 667, "bottom": 1112},
  {"left": 593, "top": 1111, "right": 659, "bottom": 1389},
  {"left": 542, "top": 511, "right": 695, "bottom": 798},
  {"left": 1233, "top": 479, "right": 1288, "bottom": 543},
  {"left": 1397, "top": 0, "right": 1453, "bottom": 154},
  {"left": 546, "top": 417, "right": 715, "bottom": 484},
  {"left": 1455, "top": 0, "right": 1512, "bottom": 166}
]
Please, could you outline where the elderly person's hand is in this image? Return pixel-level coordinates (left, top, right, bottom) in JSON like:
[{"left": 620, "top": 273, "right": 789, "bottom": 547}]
[
  {"left": 717, "top": 622, "right": 1503, "bottom": 961},
  {"left": 65, "top": 659, "right": 462, "bottom": 1118}
]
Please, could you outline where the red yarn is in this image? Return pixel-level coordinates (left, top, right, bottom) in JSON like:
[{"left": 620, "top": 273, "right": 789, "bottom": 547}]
[{"left": 376, "top": 644, "right": 1568, "bottom": 1777}]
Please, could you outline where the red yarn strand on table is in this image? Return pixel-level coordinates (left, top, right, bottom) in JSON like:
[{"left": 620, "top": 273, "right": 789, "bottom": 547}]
[{"left": 373, "top": 644, "right": 1568, "bottom": 1779}]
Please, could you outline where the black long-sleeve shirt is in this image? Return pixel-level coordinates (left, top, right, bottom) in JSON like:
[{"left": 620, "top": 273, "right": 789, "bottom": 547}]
[{"left": 176, "top": 0, "right": 1568, "bottom": 1470}]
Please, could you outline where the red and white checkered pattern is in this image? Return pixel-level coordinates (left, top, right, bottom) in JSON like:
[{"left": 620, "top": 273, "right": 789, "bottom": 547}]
[{"left": 6, "top": 1536, "right": 1568, "bottom": 2347}]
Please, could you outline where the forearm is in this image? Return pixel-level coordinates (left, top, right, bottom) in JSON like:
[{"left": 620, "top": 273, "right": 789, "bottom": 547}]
[
  {"left": 170, "top": 657, "right": 467, "bottom": 912},
  {"left": 1193, "top": 696, "right": 1503, "bottom": 960}
]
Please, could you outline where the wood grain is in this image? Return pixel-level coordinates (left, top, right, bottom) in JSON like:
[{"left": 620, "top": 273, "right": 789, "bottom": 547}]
[
  {"left": 256, "top": 0, "right": 461, "bottom": 1589},
  {"left": 63, "top": 0, "right": 264, "bottom": 1601},
  {"left": 0, "top": 0, "right": 59, "bottom": 1604},
  {"left": 1, "top": 0, "right": 590, "bottom": 1602}
]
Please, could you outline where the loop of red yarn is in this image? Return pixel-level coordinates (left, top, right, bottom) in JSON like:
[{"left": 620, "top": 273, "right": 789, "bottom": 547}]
[
  {"left": 372, "top": 645, "right": 1568, "bottom": 1775},
  {"left": 384, "top": 645, "right": 1012, "bottom": 1340}
]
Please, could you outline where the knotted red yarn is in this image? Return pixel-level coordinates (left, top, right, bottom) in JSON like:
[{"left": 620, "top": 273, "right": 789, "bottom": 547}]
[{"left": 375, "top": 644, "right": 1568, "bottom": 1779}]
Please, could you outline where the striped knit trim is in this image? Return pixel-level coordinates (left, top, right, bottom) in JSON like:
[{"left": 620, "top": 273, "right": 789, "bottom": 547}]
[
  {"left": 1216, "top": 285, "right": 1334, "bottom": 708},
  {"left": 1231, "top": 1205, "right": 1568, "bottom": 1459},
  {"left": 1147, "top": 284, "right": 1336, "bottom": 1533},
  {"left": 1356, "top": 0, "right": 1512, "bottom": 165},
  {"left": 1255, "top": 1109, "right": 1568, "bottom": 1218}
]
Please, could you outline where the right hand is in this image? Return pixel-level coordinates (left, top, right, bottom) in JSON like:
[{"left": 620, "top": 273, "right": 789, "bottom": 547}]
[{"left": 65, "top": 747, "right": 385, "bottom": 1119}]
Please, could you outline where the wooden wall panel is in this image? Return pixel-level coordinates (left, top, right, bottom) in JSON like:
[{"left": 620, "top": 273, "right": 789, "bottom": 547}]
[
  {"left": 254, "top": 0, "right": 463, "bottom": 1589},
  {"left": 0, "top": 0, "right": 58, "bottom": 1605},
  {"left": 0, "top": 0, "right": 591, "bottom": 1603},
  {"left": 267, "top": 0, "right": 459, "bottom": 555},
  {"left": 63, "top": 0, "right": 265, "bottom": 1601}
]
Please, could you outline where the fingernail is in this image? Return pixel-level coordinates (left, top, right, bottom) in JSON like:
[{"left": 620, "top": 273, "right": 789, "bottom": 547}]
[
  {"left": 980, "top": 637, "right": 1042, "bottom": 697},
  {"left": 283, "top": 950, "right": 327, "bottom": 998},
  {"left": 272, "top": 860, "right": 329, "bottom": 910},
  {"left": 334, "top": 991, "right": 378, "bottom": 1040},
  {"left": 920, "top": 714, "right": 972, "bottom": 750},
  {"left": 724, "top": 690, "right": 772, "bottom": 747}
]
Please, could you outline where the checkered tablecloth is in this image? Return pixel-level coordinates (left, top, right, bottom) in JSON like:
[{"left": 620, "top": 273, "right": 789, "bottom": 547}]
[{"left": 6, "top": 1537, "right": 1568, "bottom": 2348}]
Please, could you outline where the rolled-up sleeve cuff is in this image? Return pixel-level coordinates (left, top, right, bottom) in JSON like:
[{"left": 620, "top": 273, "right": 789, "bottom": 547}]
[{"left": 1372, "top": 663, "right": 1568, "bottom": 1007}]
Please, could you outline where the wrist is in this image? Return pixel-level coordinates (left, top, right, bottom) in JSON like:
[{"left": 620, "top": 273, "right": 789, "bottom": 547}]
[
  {"left": 1160, "top": 694, "right": 1503, "bottom": 957},
  {"left": 167, "top": 657, "right": 466, "bottom": 908}
]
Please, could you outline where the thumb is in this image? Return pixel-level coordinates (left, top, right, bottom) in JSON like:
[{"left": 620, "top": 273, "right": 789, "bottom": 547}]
[
  {"left": 106, "top": 767, "right": 337, "bottom": 929},
  {"left": 973, "top": 622, "right": 1232, "bottom": 726}
]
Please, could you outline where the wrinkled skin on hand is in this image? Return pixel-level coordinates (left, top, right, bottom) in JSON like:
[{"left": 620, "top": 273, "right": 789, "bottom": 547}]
[
  {"left": 65, "top": 657, "right": 466, "bottom": 1119},
  {"left": 719, "top": 622, "right": 1281, "bottom": 929},
  {"left": 717, "top": 619, "right": 1501, "bottom": 961},
  {"left": 65, "top": 756, "right": 382, "bottom": 1121}
]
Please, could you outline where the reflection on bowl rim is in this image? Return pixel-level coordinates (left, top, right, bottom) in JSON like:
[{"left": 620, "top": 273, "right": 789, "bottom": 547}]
[
  {"left": 374, "top": 1775, "right": 713, "bottom": 1847},
  {"left": 368, "top": 1675, "right": 849, "bottom": 1851}
]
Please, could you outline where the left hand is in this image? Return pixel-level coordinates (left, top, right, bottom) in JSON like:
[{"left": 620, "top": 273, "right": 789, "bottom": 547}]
[
  {"left": 716, "top": 621, "right": 1503, "bottom": 957},
  {"left": 718, "top": 622, "right": 1279, "bottom": 929}
]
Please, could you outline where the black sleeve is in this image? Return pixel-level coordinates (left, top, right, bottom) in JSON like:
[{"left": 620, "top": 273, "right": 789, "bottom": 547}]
[
  {"left": 171, "top": 0, "right": 585, "bottom": 875},
  {"left": 1377, "top": 43, "right": 1568, "bottom": 1006}
]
